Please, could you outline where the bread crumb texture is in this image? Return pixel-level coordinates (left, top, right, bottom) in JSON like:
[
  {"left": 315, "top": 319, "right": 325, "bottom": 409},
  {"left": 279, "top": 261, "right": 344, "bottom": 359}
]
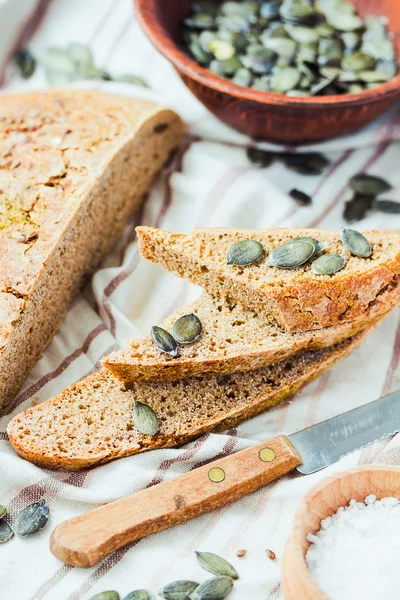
[
  {"left": 8, "top": 331, "right": 367, "bottom": 470},
  {"left": 104, "top": 291, "right": 390, "bottom": 384},
  {"left": 137, "top": 227, "right": 400, "bottom": 333}
]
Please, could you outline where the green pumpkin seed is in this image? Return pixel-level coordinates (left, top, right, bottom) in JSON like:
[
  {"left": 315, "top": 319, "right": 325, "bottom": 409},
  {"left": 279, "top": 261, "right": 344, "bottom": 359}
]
[
  {"left": 341, "top": 51, "right": 375, "bottom": 72},
  {"left": 318, "top": 38, "right": 343, "bottom": 67},
  {"left": 196, "top": 552, "right": 239, "bottom": 579},
  {"left": 343, "top": 194, "right": 373, "bottom": 223},
  {"left": 252, "top": 76, "right": 270, "bottom": 90},
  {"left": 373, "top": 200, "right": 400, "bottom": 214},
  {"left": 0, "top": 505, "right": 6, "bottom": 519},
  {"left": 317, "top": 23, "right": 336, "bottom": 38},
  {"left": 89, "top": 593, "right": 120, "bottom": 600},
  {"left": 349, "top": 173, "right": 392, "bottom": 196},
  {"left": 267, "top": 239, "right": 314, "bottom": 268},
  {"left": 227, "top": 239, "right": 265, "bottom": 266},
  {"left": 289, "top": 189, "right": 312, "bottom": 206},
  {"left": 216, "top": 14, "right": 250, "bottom": 33},
  {"left": 341, "top": 31, "right": 360, "bottom": 51},
  {"left": 358, "top": 70, "right": 388, "bottom": 83},
  {"left": 280, "top": 2, "right": 314, "bottom": 25},
  {"left": 14, "top": 49, "right": 36, "bottom": 79},
  {"left": 190, "top": 576, "right": 234, "bottom": 600},
  {"left": 341, "top": 228, "right": 372, "bottom": 258},
  {"left": 14, "top": 500, "right": 49, "bottom": 537},
  {"left": 185, "top": 13, "right": 215, "bottom": 29},
  {"left": 232, "top": 67, "right": 252, "bottom": 86},
  {"left": 246, "top": 147, "right": 275, "bottom": 167},
  {"left": 173, "top": 314, "right": 202, "bottom": 344},
  {"left": 375, "top": 59, "right": 398, "bottom": 80},
  {"left": 362, "top": 38, "right": 394, "bottom": 61},
  {"left": 262, "top": 37, "right": 296, "bottom": 59},
  {"left": 286, "top": 89, "right": 310, "bottom": 97},
  {"left": 0, "top": 520, "right": 13, "bottom": 543},
  {"left": 260, "top": 1, "right": 281, "bottom": 20},
  {"left": 67, "top": 43, "right": 93, "bottom": 72},
  {"left": 311, "top": 253, "right": 346, "bottom": 275},
  {"left": 123, "top": 591, "right": 154, "bottom": 600},
  {"left": 159, "top": 580, "right": 199, "bottom": 600},
  {"left": 281, "top": 152, "right": 330, "bottom": 175},
  {"left": 284, "top": 24, "right": 319, "bottom": 44},
  {"left": 39, "top": 47, "right": 75, "bottom": 75},
  {"left": 292, "top": 236, "right": 324, "bottom": 255},
  {"left": 132, "top": 401, "right": 159, "bottom": 436},
  {"left": 150, "top": 326, "right": 178, "bottom": 356},
  {"left": 326, "top": 12, "right": 363, "bottom": 32},
  {"left": 242, "top": 46, "right": 277, "bottom": 74},
  {"left": 270, "top": 67, "right": 300, "bottom": 92},
  {"left": 209, "top": 40, "right": 235, "bottom": 60},
  {"left": 113, "top": 74, "right": 149, "bottom": 87}
]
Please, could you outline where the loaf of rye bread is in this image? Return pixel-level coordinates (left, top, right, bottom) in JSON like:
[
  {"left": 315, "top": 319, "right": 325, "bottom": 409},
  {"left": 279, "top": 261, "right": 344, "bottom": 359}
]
[
  {"left": 8, "top": 329, "right": 369, "bottom": 470},
  {"left": 103, "top": 291, "right": 390, "bottom": 384},
  {"left": 0, "top": 89, "right": 185, "bottom": 410},
  {"left": 136, "top": 227, "right": 400, "bottom": 333}
]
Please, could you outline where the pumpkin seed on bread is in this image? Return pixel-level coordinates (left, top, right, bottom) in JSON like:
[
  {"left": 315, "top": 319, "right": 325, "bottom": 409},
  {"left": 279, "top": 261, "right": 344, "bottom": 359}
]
[{"left": 136, "top": 226, "right": 400, "bottom": 333}]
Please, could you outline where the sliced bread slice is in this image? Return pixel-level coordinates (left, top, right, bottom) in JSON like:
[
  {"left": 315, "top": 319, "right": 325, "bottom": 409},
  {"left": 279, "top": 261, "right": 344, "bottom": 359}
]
[
  {"left": 103, "top": 292, "right": 390, "bottom": 384},
  {"left": 8, "top": 329, "right": 369, "bottom": 470},
  {"left": 137, "top": 227, "right": 400, "bottom": 333}
]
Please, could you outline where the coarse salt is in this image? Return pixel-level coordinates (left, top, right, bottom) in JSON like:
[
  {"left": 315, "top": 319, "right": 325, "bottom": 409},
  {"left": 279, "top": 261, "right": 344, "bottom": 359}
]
[{"left": 306, "top": 494, "right": 400, "bottom": 600}]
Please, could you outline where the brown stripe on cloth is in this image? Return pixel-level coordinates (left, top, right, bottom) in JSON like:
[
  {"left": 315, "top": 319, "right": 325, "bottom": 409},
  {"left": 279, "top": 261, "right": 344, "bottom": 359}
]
[
  {"left": 309, "top": 140, "right": 391, "bottom": 227},
  {"left": 31, "top": 565, "right": 74, "bottom": 600},
  {"left": 273, "top": 149, "right": 353, "bottom": 228},
  {"left": 5, "top": 323, "right": 107, "bottom": 415},
  {"left": 0, "top": 0, "right": 53, "bottom": 87}
]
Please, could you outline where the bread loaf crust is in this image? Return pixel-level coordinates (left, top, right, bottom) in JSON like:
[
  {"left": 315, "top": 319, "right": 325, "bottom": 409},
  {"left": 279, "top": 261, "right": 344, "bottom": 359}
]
[
  {"left": 137, "top": 227, "right": 400, "bottom": 333},
  {"left": 0, "top": 90, "right": 185, "bottom": 410}
]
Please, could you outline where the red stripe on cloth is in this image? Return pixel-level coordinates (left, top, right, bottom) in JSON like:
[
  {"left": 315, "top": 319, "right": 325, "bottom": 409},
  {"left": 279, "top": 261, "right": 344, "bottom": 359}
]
[
  {"left": 309, "top": 140, "right": 391, "bottom": 227},
  {"left": 6, "top": 323, "right": 107, "bottom": 415},
  {"left": 0, "top": 0, "right": 53, "bottom": 87}
]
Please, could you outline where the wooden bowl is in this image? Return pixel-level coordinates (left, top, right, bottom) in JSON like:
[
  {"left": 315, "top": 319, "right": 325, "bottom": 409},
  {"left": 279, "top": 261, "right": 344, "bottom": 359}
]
[
  {"left": 282, "top": 465, "right": 400, "bottom": 599},
  {"left": 135, "top": 0, "right": 400, "bottom": 144}
]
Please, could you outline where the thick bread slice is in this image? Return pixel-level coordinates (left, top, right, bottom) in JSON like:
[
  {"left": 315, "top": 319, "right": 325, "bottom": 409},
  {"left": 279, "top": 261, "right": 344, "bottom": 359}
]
[
  {"left": 137, "top": 227, "right": 400, "bottom": 333},
  {"left": 103, "top": 292, "right": 390, "bottom": 383},
  {"left": 0, "top": 89, "right": 185, "bottom": 410},
  {"left": 8, "top": 330, "right": 368, "bottom": 470}
]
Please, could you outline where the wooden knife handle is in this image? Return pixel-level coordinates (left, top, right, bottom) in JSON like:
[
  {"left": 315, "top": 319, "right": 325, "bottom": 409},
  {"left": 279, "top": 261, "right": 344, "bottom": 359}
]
[{"left": 50, "top": 435, "right": 301, "bottom": 567}]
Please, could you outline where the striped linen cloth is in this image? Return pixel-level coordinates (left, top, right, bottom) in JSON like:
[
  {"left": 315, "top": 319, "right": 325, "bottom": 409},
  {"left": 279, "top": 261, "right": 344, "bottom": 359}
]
[{"left": 1, "top": 0, "right": 400, "bottom": 598}]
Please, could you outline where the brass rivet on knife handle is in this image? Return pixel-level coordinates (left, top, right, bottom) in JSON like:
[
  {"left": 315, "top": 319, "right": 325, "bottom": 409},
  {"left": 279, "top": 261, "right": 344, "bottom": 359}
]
[
  {"left": 259, "top": 448, "right": 276, "bottom": 463},
  {"left": 208, "top": 467, "right": 226, "bottom": 483}
]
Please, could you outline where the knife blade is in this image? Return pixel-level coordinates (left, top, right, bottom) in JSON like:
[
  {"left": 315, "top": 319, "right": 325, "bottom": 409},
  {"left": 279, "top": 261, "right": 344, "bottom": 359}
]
[{"left": 50, "top": 390, "right": 400, "bottom": 568}]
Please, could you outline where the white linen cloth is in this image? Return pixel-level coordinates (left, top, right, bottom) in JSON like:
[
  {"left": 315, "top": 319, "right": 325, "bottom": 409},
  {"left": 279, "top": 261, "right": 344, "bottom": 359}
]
[{"left": 1, "top": 1, "right": 400, "bottom": 598}]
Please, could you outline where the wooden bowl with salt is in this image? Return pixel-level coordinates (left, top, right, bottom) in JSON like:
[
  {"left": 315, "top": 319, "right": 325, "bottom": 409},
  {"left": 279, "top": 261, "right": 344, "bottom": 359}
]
[{"left": 282, "top": 465, "right": 400, "bottom": 599}]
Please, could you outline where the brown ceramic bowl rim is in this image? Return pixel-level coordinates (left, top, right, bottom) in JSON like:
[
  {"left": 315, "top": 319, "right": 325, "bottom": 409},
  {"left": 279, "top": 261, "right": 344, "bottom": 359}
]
[
  {"left": 136, "top": 0, "right": 400, "bottom": 109},
  {"left": 285, "top": 465, "right": 400, "bottom": 598}
]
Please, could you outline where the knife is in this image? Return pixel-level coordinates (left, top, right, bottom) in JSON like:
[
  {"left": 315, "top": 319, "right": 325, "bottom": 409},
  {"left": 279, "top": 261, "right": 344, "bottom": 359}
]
[{"left": 50, "top": 390, "right": 400, "bottom": 567}]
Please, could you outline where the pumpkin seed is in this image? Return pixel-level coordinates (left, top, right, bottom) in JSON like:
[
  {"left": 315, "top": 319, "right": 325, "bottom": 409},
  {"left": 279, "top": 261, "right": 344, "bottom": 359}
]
[
  {"left": 173, "top": 313, "right": 202, "bottom": 344},
  {"left": 347, "top": 83, "right": 364, "bottom": 93},
  {"left": 246, "top": 147, "right": 275, "bottom": 167},
  {"left": 341, "top": 228, "right": 372, "bottom": 258},
  {"left": 39, "top": 47, "right": 75, "bottom": 76},
  {"left": 318, "top": 38, "right": 343, "bottom": 67},
  {"left": 190, "top": 38, "right": 213, "bottom": 65},
  {"left": 89, "top": 593, "right": 120, "bottom": 600},
  {"left": 362, "top": 38, "right": 394, "bottom": 61},
  {"left": 262, "top": 37, "right": 296, "bottom": 59},
  {"left": 349, "top": 173, "right": 392, "bottom": 196},
  {"left": 280, "top": 1, "right": 315, "bottom": 25},
  {"left": 196, "top": 551, "right": 239, "bottom": 579},
  {"left": 281, "top": 152, "right": 330, "bottom": 175},
  {"left": 326, "top": 12, "right": 363, "bottom": 32},
  {"left": 373, "top": 200, "right": 400, "bottom": 214},
  {"left": 270, "top": 67, "right": 300, "bottom": 92},
  {"left": 343, "top": 194, "right": 373, "bottom": 223},
  {"left": 311, "top": 253, "right": 346, "bottom": 275},
  {"left": 190, "top": 576, "right": 234, "bottom": 600},
  {"left": 267, "top": 239, "right": 314, "bottom": 268},
  {"left": 232, "top": 67, "right": 253, "bottom": 86},
  {"left": 209, "top": 40, "right": 236, "bottom": 60},
  {"left": 113, "top": 74, "right": 149, "bottom": 87},
  {"left": 284, "top": 24, "right": 319, "bottom": 44},
  {"left": 242, "top": 46, "right": 277, "bottom": 74},
  {"left": 159, "top": 580, "right": 199, "bottom": 600},
  {"left": 14, "top": 49, "right": 36, "bottom": 79},
  {"left": 14, "top": 499, "right": 49, "bottom": 537},
  {"left": 286, "top": 89, "right": 310, "bottom": 96},
  {"left": 0, "top": 520, "right": 13, "bottom": 544},
  {"left": 292, "top": 236, "right": 324, "bottom": 255},
  {"left": 132, "top": 401, "right": 159, "bottom": 436},
  {"left": 341, "top": 52, "right": 375, "bottom": 72},
  {"left": 375, "top": 59, "right": 398, "bottom": 80},
  {"left": 358, "top": 70, "right": 388, "bottom": 83},
  {"left": 0, "top": 505, "right": 6, "bottom": 519},
  {"left": 216, "top": 14, "right": 250, "bottom": 33},
  {"left": 227, "top": 239, "right": 265, "bottom": 266},
  {"left": 289, "top": 188, "right": 312, "bottom": 205},
  {"left": 252, "top": 76, "right": 271, "bottom": 90},
  {"left": 123, "top": 591, "right": 154, "bottom": 600},
  {"left": 185, "top": 13, "right": 215, "bottom": 29},
  {"left": 260, "top": 0, "right": 281, "bottom": 20},
  {"left": 67, "top": 43, "right": 93, "bottom": 73},
  {"left": 341, "top": 31, "right": 360, "bottom": 51},
  {"left": 150, "top": 326, "right": 178, "bottom": 356}
]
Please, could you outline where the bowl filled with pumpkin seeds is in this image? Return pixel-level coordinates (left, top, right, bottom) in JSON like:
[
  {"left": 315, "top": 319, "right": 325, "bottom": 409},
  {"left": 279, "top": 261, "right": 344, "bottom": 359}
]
[{"left": 136, "top": 0, "right": 400, "bottom": 144}]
